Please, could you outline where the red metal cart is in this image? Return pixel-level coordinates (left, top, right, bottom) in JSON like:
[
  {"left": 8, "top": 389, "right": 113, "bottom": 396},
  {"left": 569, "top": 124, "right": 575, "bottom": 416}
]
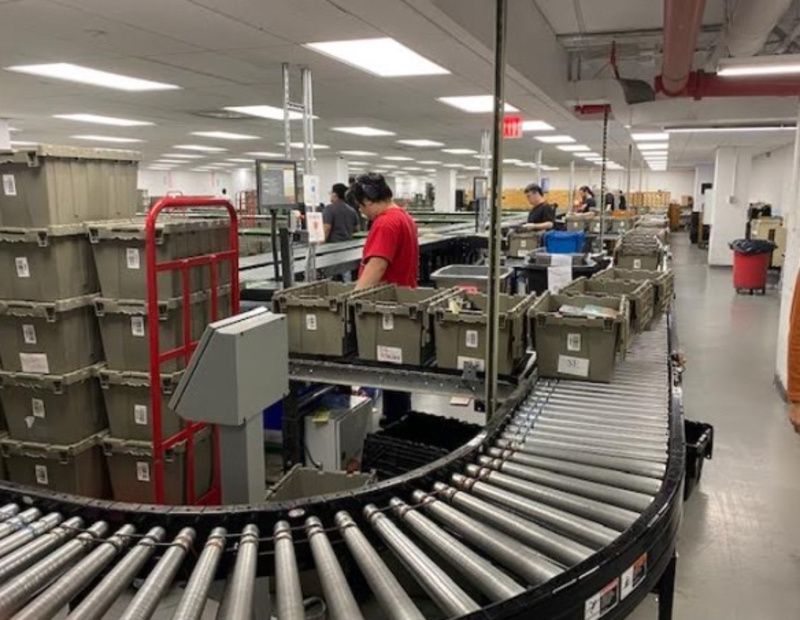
[{"left": 146, "top": 197, "right": 240, "bottom": 505}]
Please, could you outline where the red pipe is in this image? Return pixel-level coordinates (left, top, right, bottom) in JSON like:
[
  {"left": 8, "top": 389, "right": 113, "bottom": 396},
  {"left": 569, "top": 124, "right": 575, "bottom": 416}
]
[{"left": 661, "top": 0, "right": 708, "bottom": 95}]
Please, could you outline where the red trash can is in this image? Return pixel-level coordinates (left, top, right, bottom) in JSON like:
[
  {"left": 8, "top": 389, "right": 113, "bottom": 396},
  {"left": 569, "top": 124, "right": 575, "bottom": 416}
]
[{"left": 732, "top": 251, "right": 771, "bottom": 293}]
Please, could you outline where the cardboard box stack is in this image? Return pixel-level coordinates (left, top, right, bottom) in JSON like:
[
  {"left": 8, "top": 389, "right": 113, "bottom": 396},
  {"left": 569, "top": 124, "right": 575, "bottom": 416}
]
[{"left": 0, "top": 145, "right": 140, "bottom": 497}]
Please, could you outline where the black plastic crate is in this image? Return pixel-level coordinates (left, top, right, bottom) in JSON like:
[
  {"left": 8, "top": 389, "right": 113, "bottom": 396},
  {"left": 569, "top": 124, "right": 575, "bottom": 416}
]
[
  {"left": 684, "top": 419, "right": 714, "bottom": 501},
  {"left": 362, "top": 411, "right": 481, "bottom": 480}
]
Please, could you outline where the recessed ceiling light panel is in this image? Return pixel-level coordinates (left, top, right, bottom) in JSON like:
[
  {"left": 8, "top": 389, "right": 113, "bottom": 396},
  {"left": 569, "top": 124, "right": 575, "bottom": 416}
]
[
  {"left": 383, "top": 155, "right": 413, "bottom": 161},
  {"left": 522, "top": 120, "right": 554, "bottom": 131},
  {"left": 224, "top": 105, "right": 306, "bottom": 121},
  {"left": 305, "top": 38, "right": 449, "bottom": 77},
  {"left": 54, "top": 113, "right": 153, "bottom": 127},
  {"left": 631, "top": 132, "right": 669, "bottom": 141},
  {"left": 535, "top": 135, "right": 575, "bottom": 144},
  {"left": 191, "top": 131, "right": 259, "bottom": 140},
  {"left": 6, "top": 63, "right": 180, "bottom": 91},
  {"left": 332, "top": 126, "right": 395, "bottom": 137},
  {"left": 557, "top": 145, "right": 590, "bottom": 152},
  {"left": 397, "top": 139, "right": 444, "bottom": 147},
  {"left": 441, "top": 148, "right": 477, "bottom": 154},
  {"left": 174, "top": 144, "right": 227, "bottom": 152},
  {"left": 72, "top": 135, "right": 142, "bottom": 143},
  {"left": 339, "top": 150, "right": 377, "bottom": 156},
  {"left": 437, "top": 96, "right": 518, "bottom": 113}
]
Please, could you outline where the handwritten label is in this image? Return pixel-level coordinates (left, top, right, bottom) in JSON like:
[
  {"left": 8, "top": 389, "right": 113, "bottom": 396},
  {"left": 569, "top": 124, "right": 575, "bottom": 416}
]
[
  {"left": 2, "top": 174, "right": 17, "bottom": 196},
  {"left": 377, "top": 345, "right": 403, "bottom": 364},
  {"left": 558, "top": 354, "right": 590, "bottom": 377},
  {"left": 126, "top": 248, "right": 140, "bottom": 270},
  {"left": 31, "top": 398, "right": 45, "bottom": 419},
  {"left": 34, "top": 464, "right": 49, "bottom": 486},
  {"left": 305, "top": 313, "right": 318, "bottom": 331},
  {"left": 136, "top": 461, "right": 151, "bottom": 482},
  {"left": 15, "top": 257, "right": 30, "bottom": 278},
  {"left": 19, "top": 353, "right": 49, "bottom": 374},
  {"left": 130, "top": 316, "right": 145, "bottom": 337},
  {"left": 382, "top": 314, "right": 394, "bottom": 331},
  {"left": 134, "top": 404, "right": 148, "bottom": 426},
  {"left": 22, "top": 324, "right": 37, "bottom": 345}
]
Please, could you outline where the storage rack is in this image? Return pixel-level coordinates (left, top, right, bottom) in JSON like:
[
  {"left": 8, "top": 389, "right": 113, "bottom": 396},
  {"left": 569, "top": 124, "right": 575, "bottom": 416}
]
[
  {"left": 145, "top": 196, "right": 240, "bottom": 505},
  {"left": 0, "top": 314, "right": 684, "bottom": 619}
]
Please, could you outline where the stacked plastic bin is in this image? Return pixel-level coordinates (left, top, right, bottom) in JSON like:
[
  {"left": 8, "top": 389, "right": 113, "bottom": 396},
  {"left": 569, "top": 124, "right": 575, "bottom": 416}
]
[
  {"left": 88, "top": 216, "right": 231, "bottom": 503},
  {"left": 0, "top": 145, "right": 140, "bottom": 497}
]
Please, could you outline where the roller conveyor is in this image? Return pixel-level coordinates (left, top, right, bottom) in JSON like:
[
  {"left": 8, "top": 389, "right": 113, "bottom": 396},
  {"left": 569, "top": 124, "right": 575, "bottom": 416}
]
[{"left": 0, "top": 315, "right": 685, "bottom": 619}]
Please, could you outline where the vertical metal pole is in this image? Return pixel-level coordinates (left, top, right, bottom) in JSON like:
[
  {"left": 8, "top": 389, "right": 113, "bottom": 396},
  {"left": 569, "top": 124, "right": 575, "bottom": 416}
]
[
  {"left": 478, "top": 130, "right": 491, "bottom": 232},
  {"left": 486, "top": 0, "right": 507, "bottom": 422},
  {"left": 569, "top": 160, "right": 575, "bottom": 211},
  {"left": 599, "top": 106, "right": 609, "bottom": 249},
  {"left": 303, "top": 67, "right": 318, "bottom": 282},
  {"left": 536, "top": 149, "right": 543, "bottom": 185},
  {"left": 282, "top": 63, "right": 292, "bottom": 160},
  {"left": 281, "top": 63, "right": 294, "bottom": 287},
  {"left": 626, "top": 143, "right": 633, "bottom": 199}
]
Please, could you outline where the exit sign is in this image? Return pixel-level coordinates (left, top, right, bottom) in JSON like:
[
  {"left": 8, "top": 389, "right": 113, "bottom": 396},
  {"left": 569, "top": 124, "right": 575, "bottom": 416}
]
[{"left": 503, "top": 115, "right": 523, "bottom": 139}]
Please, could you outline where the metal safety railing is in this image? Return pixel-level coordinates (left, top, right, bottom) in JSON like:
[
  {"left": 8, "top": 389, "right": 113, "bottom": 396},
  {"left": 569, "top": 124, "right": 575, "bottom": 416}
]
[{"left": 145, "top": 196, "right": 240, "bottom": 505}]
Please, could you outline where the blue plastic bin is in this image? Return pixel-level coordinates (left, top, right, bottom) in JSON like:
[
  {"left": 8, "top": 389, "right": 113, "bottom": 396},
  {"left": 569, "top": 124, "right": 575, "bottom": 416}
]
[{"left": 544, "top": 231, "right": 586, "bottom": 254}]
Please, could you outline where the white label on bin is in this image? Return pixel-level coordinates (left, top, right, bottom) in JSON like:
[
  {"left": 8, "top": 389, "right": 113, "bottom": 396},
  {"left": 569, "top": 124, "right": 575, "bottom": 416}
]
[
  {"left": 633, "top": 258, "right": 642, "bottom": 269},
  {"left": 19, "top": 353, "right": 49, "bottom": 374},
  {"left": 130, "top": 316, "right": 145, "bottom": 337},
  {"left": 548, "top": 265, "right": 572, "bottom": 292},
  {"left": 382, "top": 314, "right": 394, "bottom": 331},
  {"left": 519, "top": 239, "right": 527, "bottom": 248},
  {"left": 567, "top": 332, "right": 582, "bottom": 352},
  {"left": 126, "top": 248, "right": 140, "bottom": 270},
  {"left": 2, "top": 174, "right": 16, "bottom": 197},
  {"left": 620, "top": 553, "right": 647, "bottom": 600},
  {"left": 14, "top": 257, "right": 29, "bottom": 278},
  {"left": 558, "top": 354, "right": 590, "bottom": 377},
  {"left": 305, "top": 313, "right": 318, "bottom": 331},
  {"left": 31, "top": 398, "right": 45, "bottom": 419},
  {"left": 136, "top": 461, "right": 151, "bottom": 482},
  {"left": 377, "top": 345, "right": 403, "bottom": 364},
  {"left": 134, "top": 404, "right": 148, "bottom": 426},
  {"left": 457, "top": 355, "right": 485, "bottom": 372},
  {"left": 465, "top": 329, "right": 479, "bottom": 349},
  {"left": 34, "top": 464, "right": 49, "bottom": 486},
  {"left": 584, "top": 578, "right": 619, "bottom": 620},
  {"left": 22, "top": 324, "right": 37, "bottom": 345}
]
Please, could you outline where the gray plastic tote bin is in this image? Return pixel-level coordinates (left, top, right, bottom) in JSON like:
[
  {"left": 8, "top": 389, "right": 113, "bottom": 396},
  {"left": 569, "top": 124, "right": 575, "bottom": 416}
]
[
  {"left": 0, "top": 145, "right": 139, "bottom": 228},
  {"left": 432, "top": 292, "right": 536, "bottom": 376},
  {"left": 562, "top": 277, "right": 654, "bottom": 333},
  {"left": 507, "top": 231, "right": 543, "bottom": 258},
  {"left": 0, "top": 364, "right": 106, "bottom": 444},
  {"left": 351, "top": 285, "right": 456, "bottom": 366},
  {"left": 98, "top": 368, "right": 183, "bottom": 441},
  {"left": 0, "top": 295, "right": 102, "bottom": 374},
  {"left": 95, "top": 287, "right": 231, "bottom": 372},
  {"left": 88, "top": 217, "right": 232, "bottom": 300},
  {"left": 273, "top": 280, "right": 360, "bottom": 357},
  {"left": 102, "top": 426, "right": 212, "bottom": 504},
  {"left": 616, "top": 249, "right": 663, "bottom": 270},
  {"left": 0, "top": 431, "right": 109, "bottom": 498},
  {"left": 0, "top": 224, "right": 98, "bottom": 301},
  {"left": 593, "top": 267, "right": 674, "bottom": 314},
  {"left": 529, "top": 293, "right": 628, "bottom": 382},
  {"left": 430, "top": 264, "right": 513, "bottom": 293}
]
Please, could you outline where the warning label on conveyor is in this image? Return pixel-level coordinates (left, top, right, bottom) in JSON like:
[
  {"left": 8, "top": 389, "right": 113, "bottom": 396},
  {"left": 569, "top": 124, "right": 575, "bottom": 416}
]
[
  {"left": 585, "top": 578, "right": 619, "bottom": 620},
  {"left": 621, "top": 553, "right": 647, "bottom": 600}
]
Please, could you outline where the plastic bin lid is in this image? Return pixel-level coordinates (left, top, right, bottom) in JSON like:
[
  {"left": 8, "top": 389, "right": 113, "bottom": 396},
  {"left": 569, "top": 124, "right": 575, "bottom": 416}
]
[
  {"left": 0, "top": 430, "right": 107, "bottom": 459},
  {"left": 102, "top": 426, "right": 209, "bottom": 457},
  {"left": 0, "top": 294, "right": 98, "bottom": 318},
  {"left": 0, "top": 363, "right": 103, "bottom": 390},
  {"left": 98, "top": 368, "right": 184, "bottom": 392},
  {"left": 0, "top": 224, "right": 87, "bottom": 244}
]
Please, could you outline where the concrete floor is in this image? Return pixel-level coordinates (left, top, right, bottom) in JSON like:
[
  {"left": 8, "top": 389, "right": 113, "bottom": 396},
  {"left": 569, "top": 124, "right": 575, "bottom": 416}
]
[{"left": 629, "top": 234, "right": 800, "bottom": 619}]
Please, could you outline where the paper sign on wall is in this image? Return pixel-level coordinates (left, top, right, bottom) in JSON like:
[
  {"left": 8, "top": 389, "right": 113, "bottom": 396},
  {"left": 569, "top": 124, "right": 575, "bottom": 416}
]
[{"left": 306, "top": 212, "right": 325, "bottom": 244}]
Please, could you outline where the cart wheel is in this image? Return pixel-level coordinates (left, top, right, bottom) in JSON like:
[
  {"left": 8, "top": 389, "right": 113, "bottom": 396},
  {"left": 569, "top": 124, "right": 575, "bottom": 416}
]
[{"left": 735, "top": 288, "right": 743, "bottom": 295}]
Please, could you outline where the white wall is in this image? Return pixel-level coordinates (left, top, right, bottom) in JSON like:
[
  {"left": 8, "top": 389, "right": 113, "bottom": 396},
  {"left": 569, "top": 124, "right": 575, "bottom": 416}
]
[
  {"left": 502, "top": 168, "right": 695, "bottom": 197},
  {"left": 708, "top": 148, "right": 753, "bottom": 266},
  {"left": 750, "top": 144, "right": 794, "bottom": 216},
  {"left": 693, "top": 164, "right": 714, "bottom": 213},
  {"left": 137, "top": 170, "right": 232, "bottom": 198}
]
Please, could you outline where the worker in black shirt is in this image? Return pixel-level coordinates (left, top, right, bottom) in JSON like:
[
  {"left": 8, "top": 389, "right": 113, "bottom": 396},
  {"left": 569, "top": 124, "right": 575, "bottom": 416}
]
[
  {"left": 521, "top": 183, "right": 555, "bottom": 231},
  {"left": 575, "top": 186, "right": 597, "bottom": 213}
]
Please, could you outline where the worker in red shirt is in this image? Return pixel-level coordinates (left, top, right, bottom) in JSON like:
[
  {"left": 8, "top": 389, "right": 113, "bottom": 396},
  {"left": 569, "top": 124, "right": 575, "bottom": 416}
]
[
  {"left": 348, "top": 173, "right": 419, "bottom": 289},
  {"left": 348, "top": 173, "right": 419, "bottom": 425}
]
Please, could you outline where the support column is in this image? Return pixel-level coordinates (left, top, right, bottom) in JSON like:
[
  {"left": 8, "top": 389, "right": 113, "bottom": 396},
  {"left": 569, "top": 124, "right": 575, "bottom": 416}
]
[
  {"left": 776, "top": 101, "right": 800, "bottom": 391},
  {"left": 708, "top": 147, "right": 753, "bottom": 266},
  {"left": 434, "top": 169, "right": 457, "bottom": 212},
  {"left": 316, "top": 156, "right": 349, "bottom": 202}
]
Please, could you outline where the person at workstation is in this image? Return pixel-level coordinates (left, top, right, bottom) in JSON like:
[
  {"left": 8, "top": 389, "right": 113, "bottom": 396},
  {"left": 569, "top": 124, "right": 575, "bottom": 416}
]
[
  {"left": 520, "top": 183, "right": 555, "bottom": 231},
  {"left": 349, "top": 173, "right": 419, "bottom": 290},
  {"left": 575, "top": 186, "right": 597, "bottom": 213},
  {"left": 617, "top": 190, "right": 627, "bottom": 211},
  {"left": 323, "top": 183, "right": 360, "bottom": 243}
]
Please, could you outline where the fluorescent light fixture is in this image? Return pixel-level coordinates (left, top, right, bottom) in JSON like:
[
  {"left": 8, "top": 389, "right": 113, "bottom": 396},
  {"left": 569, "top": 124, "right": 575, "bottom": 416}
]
[
  {"left": 191, "top": 168, "right": 214, "bottom": 172},
  {"left": 718, "top": 53, "right": 800, "bottom": 77},
  {"left": 224, "top": 105, "right": 305, "bottom": 121},
  {"left": 246, "top": 151, "right": 284, "bottom": 158},
  {"left": 162, "top": 153, "right": 204, "bottom": 159},
  {"left": 277, "top": 142, "right": 329, "bottom": 150},
  {"left": 402, "top": 166, "right": 422, "bottom": 171},
  {"left": 397, "top": 139, "right": 444, "bottom": 147},
  {"left": 375, "top": 164, "right": 398, "bottom": 169},
  {"left": 306, "top": 38, "right": 449, "bottom": 77},
  {"left": 557, "top": 145, "right": 590, "bottom": 152},
  {"left": 631, "top": 132, "right": 669, "bottom": 141},
  {"left": 437, "top": 96, "right": 518, "bottom": 113},
  {"left": 442, "top": 148, "right": 477, "bottom": 154},
  {"left": 225, "top": 158, "right": 255, "bottom": 163},
  {"left": 665, "top": 124, "right": 795, "bottom": 133},
  {"left": 339, "top": 150, "right": 377, "bottom": 156},
  {"left": 503, "top": 158, "right": 521, "bottom": 163},
  {"left": 191, "top": 131, "right": 259, "bottom": 140},
  {"left": 383, "top": 155, "right": 413, "bottom": 161},
  {"left": 576, "top": 152, "right": 601, "bottom": 158},
  {"left": 463, "top": 165, "right": 481, "bottom": 170},
  {"left": 54, "top": 113, "right": 153, "bottom": 127},
  {"left": 332, "top": 126, "right": 395, "bottom": 137},
  {"left": 522, "top": 120, "right": 554, "bottom": 131},
  {"left": 442, "top": 163, "right": 463, "bottom": 168},
  {"left": 418, "top": 160, "right": 442, "bottom": 165},
  {"left": 148, "top": 166, "right": 176, "bottom": 170},
  {"left": 154, "top": 159, "right": 184, "bottom": 164},
  {"left": 637, "top": 143, "right": 669, "bottom": 150},
  {"left": 211, "top": 162, "right": 237, "bottom": 167},
  {"left": 72, "top": 134, "right": 142, "bottom": 143},
  {"left": 349, "top": 161, "right": 369, "bottom": 166},
  {"left": 535, "top": 135, "right": 575, "bottom": 144},
  {"left": 641, "top": 151, "right": 668, "bottom": 157},
  {"left": 541, "top": 165, "right": 560, "bottom": 171},
  {"left": 174, "top": 144, "right": 227, "bottom": 152},
  {"left": 5, "top": 63, "right": 180, "bottom": 91}
]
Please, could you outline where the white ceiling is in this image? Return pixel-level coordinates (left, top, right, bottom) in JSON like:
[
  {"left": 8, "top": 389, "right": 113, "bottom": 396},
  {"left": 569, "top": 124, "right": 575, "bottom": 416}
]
[{"left": 0, "top": 0, "right": 798, "bottom": 175}]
